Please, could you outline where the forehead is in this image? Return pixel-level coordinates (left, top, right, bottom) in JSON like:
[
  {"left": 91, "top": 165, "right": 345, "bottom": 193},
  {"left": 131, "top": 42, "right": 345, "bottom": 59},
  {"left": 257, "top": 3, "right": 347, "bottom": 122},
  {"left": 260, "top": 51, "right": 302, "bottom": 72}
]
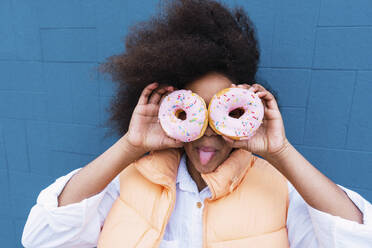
[{"left": 185, "top": 73, "right": 233, "bottom": 105}]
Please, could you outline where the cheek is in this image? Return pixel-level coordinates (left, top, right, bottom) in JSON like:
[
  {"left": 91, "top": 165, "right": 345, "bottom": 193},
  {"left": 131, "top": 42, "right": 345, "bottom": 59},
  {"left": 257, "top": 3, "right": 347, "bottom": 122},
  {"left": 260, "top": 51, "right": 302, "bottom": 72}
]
[
  {"left": 183, "top": 142, "right": 197, "bottom": 157},
  {"left": 217, "top": 146, "right": 233, "bottom": 160},
  {"left": 219, "top": 139, "right": 233, "bottom": 152},
  {"left": 215, "top": 140, "right": 234, "bottom": 160}
]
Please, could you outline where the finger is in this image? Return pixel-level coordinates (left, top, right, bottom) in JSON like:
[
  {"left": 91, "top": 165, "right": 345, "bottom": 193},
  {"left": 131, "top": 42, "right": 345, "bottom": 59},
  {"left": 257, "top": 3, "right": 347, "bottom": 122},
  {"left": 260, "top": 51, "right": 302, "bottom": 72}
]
[
  {"left": 149, "top": 86, "right": 168, "bottom": 104},
  {"left": 236, "top": 83, "right": 253, "bottom": 91},
  {"left": 242, "top": 83, "right": 251, "bottom": 89},
  {"left": 249, "top": 84, "right": 260, "bottom": 93},
  {"left": 257, "top": 91, "right": 279, "bottom": 110},
  {"left": 138, "top": 82, "right": 159, "bottom": 105},
  {"left": 159, "top": 86, "right": 175, "bottom": 105},
  {"left": 252, "top": 83, "right": 267, "bottom": 93},
  {"left": 235, "top": 83, "right": 255, "bottom": 92},
  {"left": 231, "top": 83, "right": 237, "bottom": 87},
  {"left": 222, "top": 135, "right": 235, "bottom": 146},
  {"left": 164, "top": 138, "right": 183, "bottom": 148},
  {"left": 248, "top": 85, "right": 257, "bottom": 92},
  {"left": 252, "top": 84, "right": 275, "bottom": 106},
  {"left": 222, "top": 135, "right": 247, "bottom": 148}
]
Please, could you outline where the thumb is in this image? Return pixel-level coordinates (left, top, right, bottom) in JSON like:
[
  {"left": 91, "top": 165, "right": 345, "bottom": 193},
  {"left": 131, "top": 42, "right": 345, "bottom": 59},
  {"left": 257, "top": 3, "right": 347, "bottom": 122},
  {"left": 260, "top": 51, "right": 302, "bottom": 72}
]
[
  {"left": 222, "top": 135, "right": 235, "bottom": 146},
  {"left": 164, "top": 137, "right": 184, "bottom": 148},
  {"left": 222, "top": 135, "right": 248, "bottom": 149}
]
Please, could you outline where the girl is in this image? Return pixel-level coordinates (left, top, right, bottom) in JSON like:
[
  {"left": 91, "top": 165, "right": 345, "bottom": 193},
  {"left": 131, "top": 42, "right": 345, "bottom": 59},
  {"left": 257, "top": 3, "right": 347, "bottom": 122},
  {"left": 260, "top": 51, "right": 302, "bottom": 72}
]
[{"left": 22, "top": 0, "right": 372, "bottom": 247}]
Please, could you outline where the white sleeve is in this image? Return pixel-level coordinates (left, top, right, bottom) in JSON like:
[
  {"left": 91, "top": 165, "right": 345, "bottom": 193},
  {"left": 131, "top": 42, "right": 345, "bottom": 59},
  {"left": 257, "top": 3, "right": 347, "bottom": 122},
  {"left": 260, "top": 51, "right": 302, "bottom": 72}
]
[
  {"left": 22, "top": 168, "right": 120, "bottom": 248},
  {"left": 287, "top": 181, "right": 372, "bottom": 248}
]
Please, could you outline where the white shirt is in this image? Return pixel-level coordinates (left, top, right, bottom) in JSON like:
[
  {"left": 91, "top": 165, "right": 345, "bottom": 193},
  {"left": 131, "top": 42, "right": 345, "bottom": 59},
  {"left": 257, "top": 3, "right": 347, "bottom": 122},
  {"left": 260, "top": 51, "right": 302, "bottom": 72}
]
[{"left": 22, "top": 153, "right": 372, "bottom": 248}]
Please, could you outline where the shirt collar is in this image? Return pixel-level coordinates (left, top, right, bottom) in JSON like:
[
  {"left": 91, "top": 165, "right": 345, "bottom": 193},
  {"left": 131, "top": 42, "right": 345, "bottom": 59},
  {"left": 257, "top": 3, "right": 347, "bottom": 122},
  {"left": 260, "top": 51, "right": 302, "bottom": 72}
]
[
  {"left": 176, "top": 153, "right": 201, "bottom": 194},
  {"left": 135, "top": 148, "right": 254, "bottom": 200}
]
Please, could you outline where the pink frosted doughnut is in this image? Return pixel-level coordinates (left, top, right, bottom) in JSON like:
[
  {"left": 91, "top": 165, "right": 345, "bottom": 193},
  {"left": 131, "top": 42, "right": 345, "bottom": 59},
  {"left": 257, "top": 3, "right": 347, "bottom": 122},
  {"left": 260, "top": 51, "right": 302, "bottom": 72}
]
[
  {"left": 158, "top": 90, "right": 208, "bottom": 142},
  {"left": 208, "top": 87, "right": 264, "bottom": 140}
]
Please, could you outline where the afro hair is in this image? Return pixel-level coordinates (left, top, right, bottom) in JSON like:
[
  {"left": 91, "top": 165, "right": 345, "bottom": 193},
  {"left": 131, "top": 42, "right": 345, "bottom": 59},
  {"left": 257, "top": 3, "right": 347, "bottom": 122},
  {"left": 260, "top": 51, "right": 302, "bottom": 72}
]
[{"left": 98, "top": 0, "right": 273, "bottom": 137}]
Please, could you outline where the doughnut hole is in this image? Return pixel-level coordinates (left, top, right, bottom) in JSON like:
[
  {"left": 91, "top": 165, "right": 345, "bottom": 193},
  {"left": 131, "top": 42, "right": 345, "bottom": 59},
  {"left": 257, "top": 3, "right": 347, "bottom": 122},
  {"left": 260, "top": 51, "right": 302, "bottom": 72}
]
[
  {"left": 228, "top": 107, "right": 245, "bottom": 119},
  {"left": 175, "top": 109, "right": 187, "bottom": 120}
]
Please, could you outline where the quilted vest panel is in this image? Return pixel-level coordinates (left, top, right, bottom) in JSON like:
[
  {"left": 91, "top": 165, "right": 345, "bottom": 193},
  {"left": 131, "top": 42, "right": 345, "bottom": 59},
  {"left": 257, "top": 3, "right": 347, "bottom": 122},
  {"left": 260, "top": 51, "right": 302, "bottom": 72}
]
[{"left": 97, "top": 149, "right": 289, "bottom": 248}]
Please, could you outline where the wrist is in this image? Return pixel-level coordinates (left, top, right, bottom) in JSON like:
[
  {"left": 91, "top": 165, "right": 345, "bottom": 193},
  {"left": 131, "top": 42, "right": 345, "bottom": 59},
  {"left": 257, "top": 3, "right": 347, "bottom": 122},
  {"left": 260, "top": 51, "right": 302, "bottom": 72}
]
[
  {"left": 120, "top": 133, "right": 148, "bottom": 158},
  {"left": 262, "top": 138, "right": 293, "bottom": 164}
]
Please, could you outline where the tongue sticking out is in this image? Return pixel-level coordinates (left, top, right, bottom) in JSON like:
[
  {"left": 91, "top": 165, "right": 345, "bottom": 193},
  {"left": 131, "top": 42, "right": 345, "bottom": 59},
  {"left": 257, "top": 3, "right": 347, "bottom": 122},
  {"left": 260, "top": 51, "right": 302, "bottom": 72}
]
[{"left": 199, "top": 148, "right": 216, "bottom": 165}]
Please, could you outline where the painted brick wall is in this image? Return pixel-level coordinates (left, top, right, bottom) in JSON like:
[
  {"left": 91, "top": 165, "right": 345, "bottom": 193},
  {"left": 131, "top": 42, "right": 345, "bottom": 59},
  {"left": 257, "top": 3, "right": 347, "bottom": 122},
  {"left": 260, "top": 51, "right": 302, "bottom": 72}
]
[{"left": 1, "top": 0, "right": 371, "bottom": 246}]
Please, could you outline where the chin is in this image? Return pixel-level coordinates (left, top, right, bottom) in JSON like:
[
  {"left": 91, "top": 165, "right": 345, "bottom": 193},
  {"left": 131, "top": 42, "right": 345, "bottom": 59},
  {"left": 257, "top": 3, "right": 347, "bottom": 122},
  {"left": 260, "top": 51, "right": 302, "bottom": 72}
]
[{"left": 194, "top": 161, "right": 219, "bottom": 174}]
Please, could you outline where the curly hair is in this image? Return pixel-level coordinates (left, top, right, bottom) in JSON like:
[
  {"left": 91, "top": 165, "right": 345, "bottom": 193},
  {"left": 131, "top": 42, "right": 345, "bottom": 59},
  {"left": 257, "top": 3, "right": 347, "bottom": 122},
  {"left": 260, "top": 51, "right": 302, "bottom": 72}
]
[{"left": 97, "top": 0, "right": 272, "bottom": 137}]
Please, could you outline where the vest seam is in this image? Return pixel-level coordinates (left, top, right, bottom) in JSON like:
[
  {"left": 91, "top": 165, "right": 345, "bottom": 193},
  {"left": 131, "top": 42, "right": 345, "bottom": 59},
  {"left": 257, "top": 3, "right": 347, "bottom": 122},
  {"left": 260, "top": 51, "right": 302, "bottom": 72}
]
[
  {"left": 232, "top": 155, "right": 255, "bottom": 192},
  {"left": 118, "top": 196, "right": 159, "bottom": 232},
  {"left": 208, "top": 225, "right": 288, "bottom": 244},
  {"left": 261, "top": 158, "right": 290, "bottom": 227},
  {"left": 133, "top": 226, "right": 153, "bottom": 248},
  {"left": 202, "top": 198, "right": 210, "bottom": 248},
  {"left": 212, "top": 154, "right": 254, "bottom": 200},
  {"left": 154, "top": 185, "right": 176, "bottom": 248},
  {"left": 205, "top": 153, "right": 255, "bottom": 201}
]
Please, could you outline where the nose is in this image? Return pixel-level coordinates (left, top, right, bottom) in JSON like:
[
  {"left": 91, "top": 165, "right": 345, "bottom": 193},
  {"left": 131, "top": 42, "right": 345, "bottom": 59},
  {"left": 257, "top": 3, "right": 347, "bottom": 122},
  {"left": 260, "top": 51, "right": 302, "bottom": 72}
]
[{"left": 204, "top": 125, "right": 217, "bottom": 137}]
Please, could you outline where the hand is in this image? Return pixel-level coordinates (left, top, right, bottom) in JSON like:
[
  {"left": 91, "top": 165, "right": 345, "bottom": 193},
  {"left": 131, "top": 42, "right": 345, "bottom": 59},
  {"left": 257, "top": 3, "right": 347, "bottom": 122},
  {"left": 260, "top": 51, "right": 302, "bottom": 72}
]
[
  {"left": 222, "top": 83, "right": 290, "bottom": 159},
  {"left": 124, "top": 82, "right": 183, "bottom": 154}
]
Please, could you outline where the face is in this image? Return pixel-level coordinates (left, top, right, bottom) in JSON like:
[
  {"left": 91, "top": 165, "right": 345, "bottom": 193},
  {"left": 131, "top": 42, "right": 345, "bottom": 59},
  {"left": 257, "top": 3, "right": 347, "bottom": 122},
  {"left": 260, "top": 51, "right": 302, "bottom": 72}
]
[{"left": 183, "top": 72, "right": 234, "bottom": 174}]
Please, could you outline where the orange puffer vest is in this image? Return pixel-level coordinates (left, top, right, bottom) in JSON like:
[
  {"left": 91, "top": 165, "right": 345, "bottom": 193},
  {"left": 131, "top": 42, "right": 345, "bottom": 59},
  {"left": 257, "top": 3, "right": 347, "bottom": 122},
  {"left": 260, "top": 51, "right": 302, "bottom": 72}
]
[{"left": 97, "top": 148, "right": 289, "bottom": 248}]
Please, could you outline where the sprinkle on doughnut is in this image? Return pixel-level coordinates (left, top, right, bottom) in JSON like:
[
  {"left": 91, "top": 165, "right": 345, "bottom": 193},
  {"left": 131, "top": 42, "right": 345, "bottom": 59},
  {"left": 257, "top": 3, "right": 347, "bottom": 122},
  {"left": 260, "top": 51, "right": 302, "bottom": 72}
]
[
  {"left": 208, "top": 87, "right": 264, "bottom": 140},
  {"left": 158, "top": 89, "right": 208, "bottom": 142}
]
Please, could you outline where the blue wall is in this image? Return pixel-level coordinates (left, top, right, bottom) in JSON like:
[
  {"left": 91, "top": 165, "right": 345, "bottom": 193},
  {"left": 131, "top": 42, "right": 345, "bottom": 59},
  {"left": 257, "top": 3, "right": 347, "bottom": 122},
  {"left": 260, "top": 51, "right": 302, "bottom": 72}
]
[{"left": 1, "top": 0, "right": 371, "bottom": 246}]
